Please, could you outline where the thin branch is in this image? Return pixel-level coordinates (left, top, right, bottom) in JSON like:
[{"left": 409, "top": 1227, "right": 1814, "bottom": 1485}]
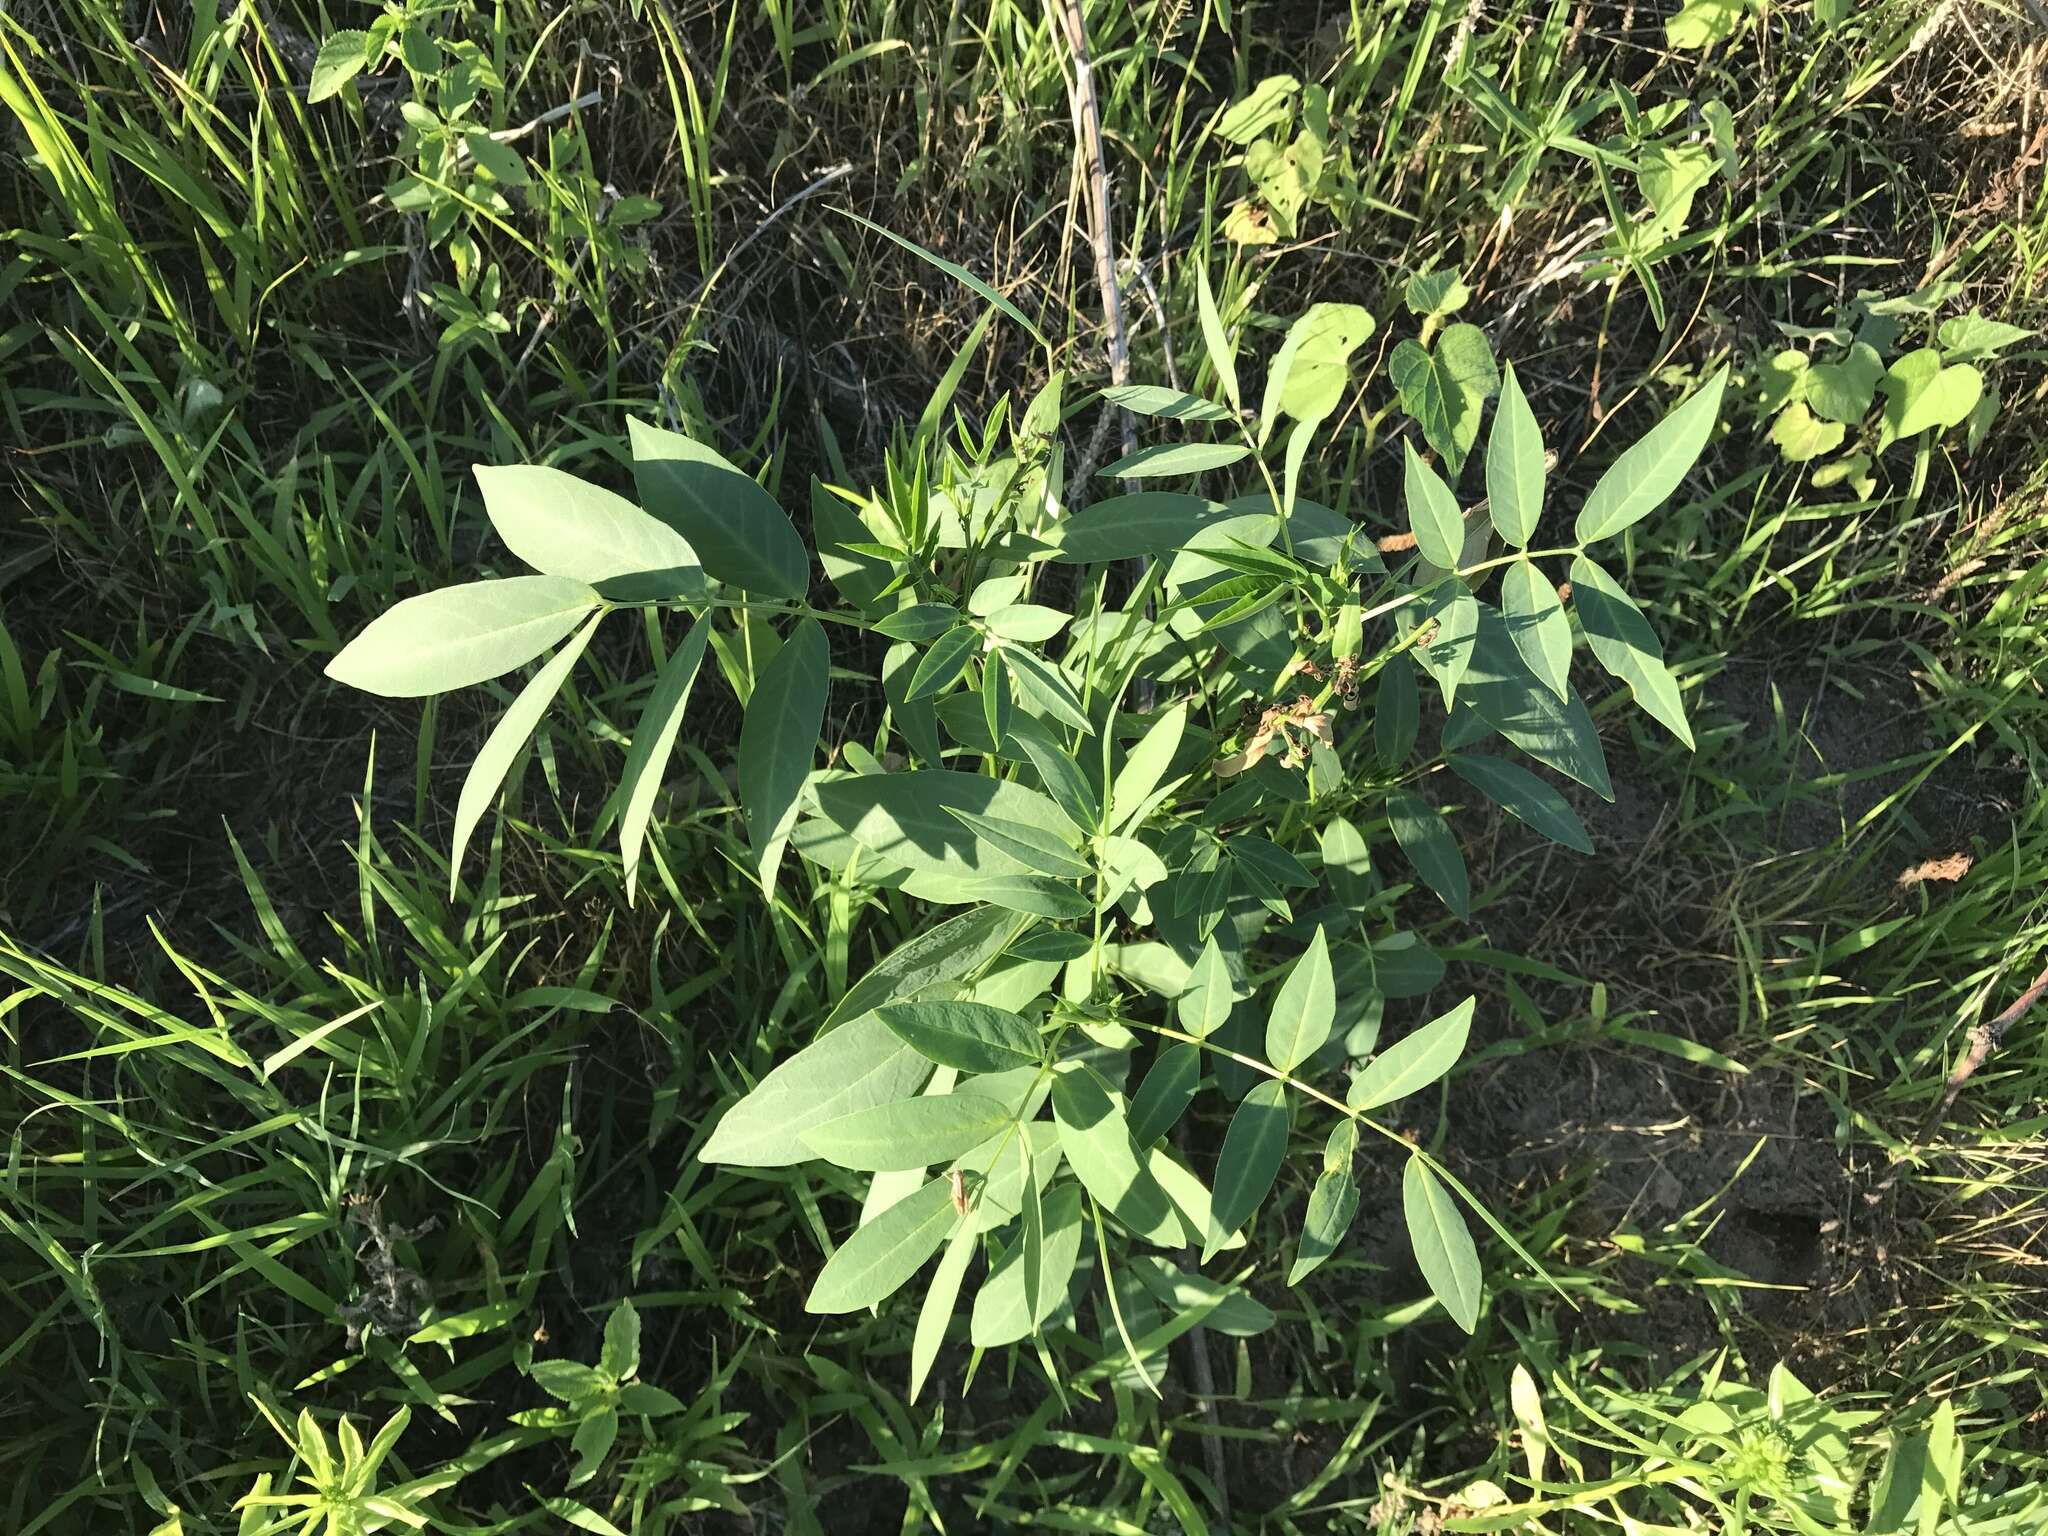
[{"left": 1927, "top": 958, "right": 2048, "bottom": 1131}]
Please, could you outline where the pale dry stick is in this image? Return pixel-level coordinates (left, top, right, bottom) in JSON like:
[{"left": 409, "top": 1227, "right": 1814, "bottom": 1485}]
[
  {"left": 1048, "top": 0, "right": 1138, "bottom": 492},
  {"left": 451, "top": 89, "right": 605, "bottom": 164},
  {"left": 1927, "top": 957, "right": 2048, "bottom": 1133}
]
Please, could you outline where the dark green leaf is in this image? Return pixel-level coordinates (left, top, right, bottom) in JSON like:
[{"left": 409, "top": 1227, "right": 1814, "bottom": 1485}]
[
  {"left": 1447, "top": 753, "right": 1592, "bottom": 852},
  {"left": 736, "top": 618, "right": 829, "bottom": 898},
  {"left": 1386, "top": 789, "right": 1470, "bottom": 917},
  {"left": 905, "top": 625, "right": 978, "bottom": 701},
  {"left": 1177, "top": 935, "right": 1236, "bottom": 1039},
  {"left": 877, "top": 1001, "right": 1042, "bottom": 1073},
  {"left": 946, "top": 807, "right": 1089, "bottom": 878},
  {"left": 628, "top": 416, "right": 808, "bottom": 598},
  {"left": 1206, "top": 1081, "right": 1289, "bottom": 1260},
  {"left": 1127, "top": 1043, "right": 1202, "bottom": 1148},
  {"left": 873, "top": 603, "right": 960, "bottom": 642},
  {"left": 1051, "top": 493, "right": 1235, "bottom": 563},
  {"left": 1375, "top": 653, "right": 1419, "bottom": 767}
]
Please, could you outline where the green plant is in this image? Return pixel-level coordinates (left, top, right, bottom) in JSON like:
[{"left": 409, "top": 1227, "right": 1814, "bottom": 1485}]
[
  {"left": 514, "top": 1301, "right": 686, "bottom": 1489},
  {"left": 236, "top": 1405, "right": 435, "bottom": 1535},
  {"left": 318, "top": 251, "right": 1729, "bottom": 1399},
  {"left": 1755, "top": 285, "right": 2029, "bottom": 497}
]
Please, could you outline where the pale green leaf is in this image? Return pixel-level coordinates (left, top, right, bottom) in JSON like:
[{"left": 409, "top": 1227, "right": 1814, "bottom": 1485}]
[
  {"left": 449, "top": 612, "right": 600, "bottom": 892},
  {"left": 1100, "top": 384, "right": 1235, "bottom": 423},
  {"left": 616, "top": 620, "right": 711, "bottom": 903},
  {"left": 1194, "top": 263, "right": 1239, "bottom": 409},
  {"left": 1570, "top": 555, "right": 1693, "bottom": 748},
  {"left": 1404, "top": 441, "right": 1464, "bottom": 569},
  {"left": 806, "top": 1175, "right": 960, "bottom": 1314},
  {"left": 700, "top": 1012, "right": 932, "bottom": 1167},
  {"left": 1110, "top": 702, "right": 1186, "bottom": 834},
  {"left": 1097, "top": 441, "right": 1250, "bottom": 480},
  {"left": 1052, "top": 1065, "right": 1186, "bottom": 1247},
  {"left": 309, "top": 31, "right": 373, "bottom": 103},
  {"left": 326, "top": 576, "right": 598, "bottom": 698},
  {"left": 1347, "top": 997, "right": 1474, "bottom": 1111},
  {"left": 1177, "top": 936, "right": 1236, "bottom": 1039},
  {"left": 1264, "top": 927, "right": 1334, "bottom": 1071},
  {"left": 1485, "top": 364, "right": 1544, "bottom": 547},
  {"left": 970, "top": 1185, "right": 1084, "bottom": 1346},
  {"left": 1403, "top": 1156, "right": 1481, "bottom": 1331},
  {"left": 801, "top": 1093, "right": 1018, "bottom": 1171},
  {"left": 600, "top": 1300, "right": 639, "bottom": 1380},
  {"left": 1289, "top": 1164, "right": 1358, "bottom": 1284},
  {"left": 1572, "top": 367, "right": 1727, "bottom": 543},
  {"left": 946, "top": 807, "right": 1089, "bottom": 878},
  {"left": 910, "top": 1220, "right": 977, "bottom": 1400},
  {"left": 1052, "top": 492, "right": 1235, "bottom": 563}
]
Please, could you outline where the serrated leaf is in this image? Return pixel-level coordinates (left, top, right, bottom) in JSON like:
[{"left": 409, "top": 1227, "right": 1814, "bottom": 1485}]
[
  {"left": 1486, "top": 364, "right": 1544, "bottom": 547},
  {"left": 1206, "top": 1081, "right": 1289, "bottom": 1260},
  {"left": 878, "top": 1001, "right": 1042, "bottom": 1073},
  {"left": 1127, "top": 1043, "right": 1202, "bottom": 1147},
  {"left": 1052, "top": 1065, "right": 1186, "bottom": 1246},
  {"left": 1404, "top": 441, "right": 1464, "bottom": 568},
  {"left": 801, "top": 1093, "right": 1018, "bottom": 1171},
  {"left": 1573, "top": 367, "right": 1727, "bottom": 543},
  {"left": 1499, "top": 560, "right": 1571, "bottom": 702},
  {"left": 806, "top": 1175, "right": 960, "bottom": 1314},
  {"left": 1264, "top": 927, "right": 1334, "bottom": 1072},
  {"left": 737, "top": 618, "right": 829, "bottom": 898},
  {"left": 1447, "top": 753, "right": 1592, "bottom": 852},
  {"left": 617, "top": 620, "right": 711, "bottom": 903},
  {"left": 700, "top": 1013, "right": 934, "bottom": 1167},
  {"left": 1177, "top": 936, "right": 1236, "bottom": 1038},
  {"left": 1570, "top": 555, "right": 1693, "bottom": 748},
  {"left": 1347, "top": 997, "right": 1474, "bottom": 1111},
  {"left": 308, "top": 31, "right": 372, "bottom": 103},
  {"left": 1403, "top": 1157, "right": 1480, "bottom": 1331},
  {"left": 449, "top": 612, "right": 601, "bottom": 892},
  {"left": 628, "top": 416, "right": 808, "bottom": 598},
  {"left": 600, "top": 1301, "right": 640, "bottom": 1380},
  {"left": 326, "top": 577, "right": 598, "bottom": 698},
  {"left": 1386, "top": 789, "right": 1470, "bottom": 917}
]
